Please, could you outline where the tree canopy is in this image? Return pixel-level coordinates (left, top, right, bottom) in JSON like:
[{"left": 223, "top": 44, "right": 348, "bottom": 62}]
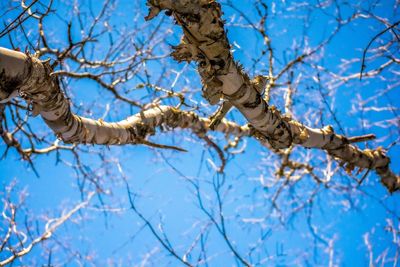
[{"left": 0, "top": 0, "right": 399, "bottom": 266}]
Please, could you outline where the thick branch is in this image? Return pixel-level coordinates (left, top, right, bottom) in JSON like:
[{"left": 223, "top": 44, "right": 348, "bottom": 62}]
[
  {"left": 0, "top": 47, "right": 249, "bottom": 148},
  {"left": 145, "top": 0, "right": 399, "bottom": 192}
]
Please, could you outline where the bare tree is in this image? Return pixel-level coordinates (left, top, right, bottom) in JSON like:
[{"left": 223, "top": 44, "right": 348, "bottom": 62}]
[{"left": 0, "top": 0, "right": 399, "bottom": 266}]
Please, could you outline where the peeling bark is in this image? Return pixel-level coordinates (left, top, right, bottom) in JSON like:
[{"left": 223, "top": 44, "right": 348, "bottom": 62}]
[
  {"left": 0, "top": 47, "right": 249, "bottom": 148},
  {"left": 145, "top": 0, "right": 399, "bottom": 192}
]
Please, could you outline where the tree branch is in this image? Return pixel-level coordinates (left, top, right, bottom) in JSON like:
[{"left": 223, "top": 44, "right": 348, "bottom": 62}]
[
  {"left": 0, "top": 47, "right": 249, "bottom": 149},
  {"left": 144, "top": 0, "right": 399, "bottom": 192}
]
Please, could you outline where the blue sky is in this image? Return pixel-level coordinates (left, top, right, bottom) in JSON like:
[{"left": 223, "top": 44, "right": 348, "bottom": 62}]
[{"left": 0, "top": 0, "right": 399, "bottom": 266}]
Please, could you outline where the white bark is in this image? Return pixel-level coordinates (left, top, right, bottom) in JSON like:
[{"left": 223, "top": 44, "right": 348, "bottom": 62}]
[
  {"left": 0, "top": 47, "right": 249, "bottom": 147},
  {"left": 145, "top": 0, "right": 400, "bottom": 192}
]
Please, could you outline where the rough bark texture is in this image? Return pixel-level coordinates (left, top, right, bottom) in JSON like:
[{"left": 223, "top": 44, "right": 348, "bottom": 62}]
[
  {"left": 0, "top": 48, "right": 249, "bottom": 147},
  {"left": 145, "top": 0, "right": 400, "bottom": 192}
]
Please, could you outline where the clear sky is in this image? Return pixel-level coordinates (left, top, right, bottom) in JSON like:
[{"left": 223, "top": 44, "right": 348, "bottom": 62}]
[{"left": 0, "top": 0, "right": 399, "bottom": 266}]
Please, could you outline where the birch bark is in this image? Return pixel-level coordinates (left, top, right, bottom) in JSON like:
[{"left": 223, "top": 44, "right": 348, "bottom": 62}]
[
  {"left": 145, "top": 0, "right": 400, "bottom": 192},
  {"left": 0, "top": 47, "right": 249, "bottom": 147}
]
